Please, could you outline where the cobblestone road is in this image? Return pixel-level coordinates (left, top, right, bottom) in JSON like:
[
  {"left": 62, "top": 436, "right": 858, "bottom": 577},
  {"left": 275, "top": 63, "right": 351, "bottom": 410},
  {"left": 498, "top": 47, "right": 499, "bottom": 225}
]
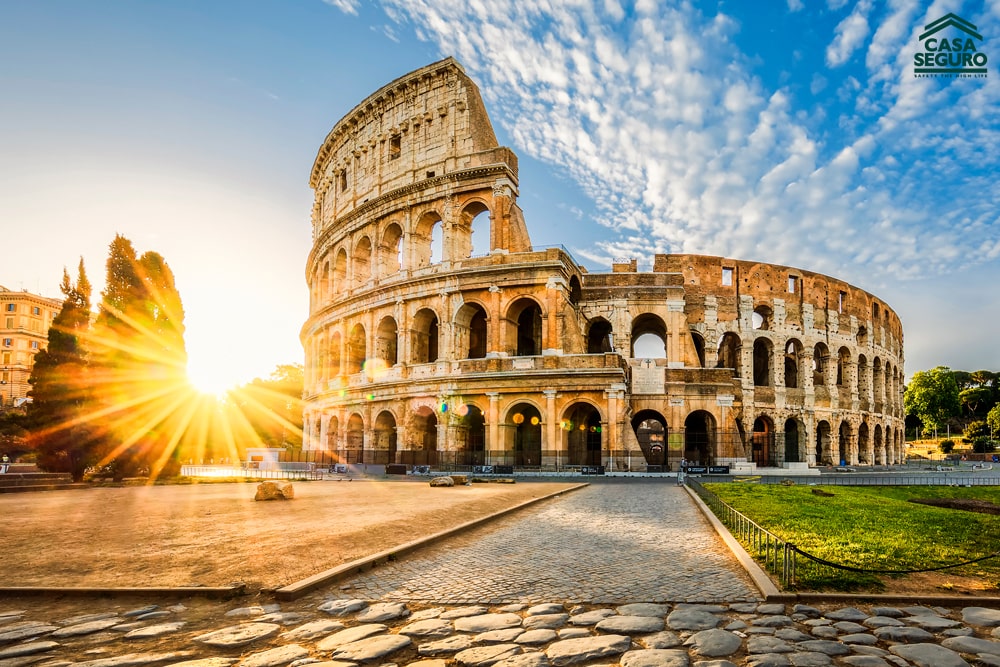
[{"left": 340, "top": 480, "right": 761, "bottom": 605}]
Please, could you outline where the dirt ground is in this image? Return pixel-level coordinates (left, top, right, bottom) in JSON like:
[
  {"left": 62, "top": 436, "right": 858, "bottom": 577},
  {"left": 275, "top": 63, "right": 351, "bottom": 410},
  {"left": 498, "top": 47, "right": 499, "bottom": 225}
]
[{"left": 0, "top": 479, "right": 576, "bottom": 591}]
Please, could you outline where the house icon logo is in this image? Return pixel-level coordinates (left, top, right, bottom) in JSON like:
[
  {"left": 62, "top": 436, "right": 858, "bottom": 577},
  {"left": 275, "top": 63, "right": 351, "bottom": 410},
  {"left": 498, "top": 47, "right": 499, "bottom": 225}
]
[{"left": 914, "top": 13, "right": 988, "bottom": 78}]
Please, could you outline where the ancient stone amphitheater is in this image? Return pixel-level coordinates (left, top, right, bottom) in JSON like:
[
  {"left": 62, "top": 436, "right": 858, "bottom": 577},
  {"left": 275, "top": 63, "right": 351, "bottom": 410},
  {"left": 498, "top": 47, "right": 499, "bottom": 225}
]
[{"left": 300, "top": 58, "right": 904, "bottom": 473}]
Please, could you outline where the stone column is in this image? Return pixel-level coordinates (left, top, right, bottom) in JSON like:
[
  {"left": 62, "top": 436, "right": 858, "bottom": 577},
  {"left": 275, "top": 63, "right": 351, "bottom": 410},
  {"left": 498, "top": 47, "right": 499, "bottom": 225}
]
[
  {"left": 543, "top": 389, "right": 558, "bottom": 466},
  {"left": 487, "top": 392, "right": 501, "bottom": 453}
]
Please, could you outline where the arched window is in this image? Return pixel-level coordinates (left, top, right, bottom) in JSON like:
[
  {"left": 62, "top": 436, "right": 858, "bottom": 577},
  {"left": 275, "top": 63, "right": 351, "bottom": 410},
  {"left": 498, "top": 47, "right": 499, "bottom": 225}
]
[
  {"left": 813, "top": 343, "right": 829, "bottom": 386},
  {"left": 630, "top": 314, "right": 667, "bottom": 359},
  {"left": 456, "top": 404, "right": 486, "bottom": 465},
  {"left": 374, "top": 411, "right": 398, "bottom": 465},
  {"left": 353, "top": 236, "right": 372, "bottom": 287},
  {"left": 784, "top": 339, "right": 802, "bottom": 389},
  {"left": 691, "top": 331, "right": 706, "bottom": 368},
  {"left": 379, "top": 223, "right": 403, "bottom": 276},
  {"left": 753, "top": 338, "right": 773, "bottom": 387},
  {"left": 411, "top": 308, "right": 439, "bottom": 363},
  {"left": 586, "top": 318, "right": 613, "bottom": 354},
  {"left": 455, "top": 302, "right": 488, "bottom": 359},
  {"left": 376, "top": 316, "right": 398, "bottom": 367},
  {"left": 752, "top": 305, "right": 772, "bottom": 330},
  {"left": 507, "top": 298, "right": 542, "bottom": 356},
  {"left": 347, "top": 324, "right": 366, "bottom": 374},
  {"left": 717, "top": 332, "right": 741, "bottom": 377}
]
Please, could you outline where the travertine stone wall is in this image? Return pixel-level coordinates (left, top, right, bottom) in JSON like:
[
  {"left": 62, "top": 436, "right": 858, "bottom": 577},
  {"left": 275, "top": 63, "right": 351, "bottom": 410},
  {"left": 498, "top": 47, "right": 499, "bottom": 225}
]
[{"left": 301, "top": 60, "right": 905, "bottom": 471}]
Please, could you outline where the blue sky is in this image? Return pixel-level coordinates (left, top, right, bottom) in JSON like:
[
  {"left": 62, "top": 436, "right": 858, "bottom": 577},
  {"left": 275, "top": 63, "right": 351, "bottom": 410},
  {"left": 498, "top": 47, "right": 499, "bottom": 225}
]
[{"left": 2, "top": 0, "right": 998, "bottom": 392}]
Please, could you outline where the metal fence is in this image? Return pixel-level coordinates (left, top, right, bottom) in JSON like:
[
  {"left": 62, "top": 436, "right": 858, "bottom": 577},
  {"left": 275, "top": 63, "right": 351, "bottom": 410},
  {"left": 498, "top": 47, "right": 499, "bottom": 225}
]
[{"left": 688, "top": 479, "right": 797, "bottom": 586}]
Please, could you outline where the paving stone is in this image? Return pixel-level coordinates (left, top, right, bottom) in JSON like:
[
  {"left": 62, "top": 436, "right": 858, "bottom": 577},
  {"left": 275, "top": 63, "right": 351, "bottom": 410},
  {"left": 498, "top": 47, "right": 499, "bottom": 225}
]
[
  {"left": 729, "top": 603, "right": 759, "bottom": 614},
  {"left": 889, "top": 642, "right": 970, "bottom": 667},
  {"left": 870, "top": 607, "right": 903, "bottom": 618},
  {"left": 963, "top": 607, "right": 1000, "bottom": 627},
  {"left": 476, "top": 628, "right": 525, "bottom": 643},
  {"left": 757, "top": 604, "right": 786, "bottom": 615},
  {"left": 773, "top": 628, "right": 810, "bottom": 642},
  {"left": 72, "top": 651, "right": 196, "bottom": 666},
  {"left": 516, "top": 629, "right": 558, "bottom": 645},
  {"left": 666, "top": 609, "right": 721, "bottom": 631},
  {"left": 786, "top": 652, "right": 832, "bottom": 666},
  {"left": 0, "top": 622, "right": 58, "bottom": 644},
  {"left": 619, "top": 648, "right": 689, "bottom": 667},
  {"left": 418, "top": 634, "right": 475, "bottom": 655},
  {"left": 832, "top": 622, "right": 866, "bottom": 633},
  {"left": 407, "top": 660, "right": 449, "bottom": 667},
  {"left": 279, "top": 619, "right": 345, "bottom": 641},
  {"left": 617, "top": 604, "right": 671, "bottom": 618},
  {"left": 455, "top": 614, "right": 523, "bottom": 633},
  {"left": 595, "top": 615, "right": 664, "bottom": 634},
  {"left": 795, "top": 639, "right": 851, "bottom": 656},
  {"left": 224, "top": 606, "right": 266, "bottom": 618},
  {"left": 51, "top": 619, "right": 122, "bottom": 637},
  {"left": 354, "top": 602, "right": 410, "bottom": 623},
  {"left": 0, "top": 640, "right": 59, "bottom": 659},
  {"left": 684, "top": 628, "right": 742, "bottom": 657},
  {"left": 824, "top": 608, "right": 869, "bottom": 622},
  {"left": 872, "top": 626, "right": 936, "bottom": 643},
  {"left": 902, "top": 615, "right": 962, "bottom": 630},
  {"left": 315, "top": 624, "right": 388, "bottom": 651},
  {"left": 122, "top": 622, "right": 185, "bottom": 640},
  {"left": 545, "top": 634, "right": 632, "bottom": 666},
  {"left": 192, "top": 623, "right": 281, "bottom": 648},
  {"left": 527, "top": 604, "right": 565, "bottom": 616},
  {"left": 840, "top": 657, "right": 892, "bottom": 667},
  {"left": 862, "top": 617, "right": 903, "bottom": 628},
  {"left": 318, "top": 600, "right": 368, "bottom": 616},
  {"left": 941, "top": 634, "right": 1000, "bottom": 654},
  {"left": 58, "top": 613, "right": 118, "bottom": 626},
  {"left": 840, "top": 633, "right": 879, "bottom": 645},
  {"left": 238, "top": 644, "right": 310, "bottom": 667},
  {"left": 792, "top": 606, "right": 822, "bottom": 619},
  {"left": 329, "top": 634, "right": 413, "bottom": 662},
  {"left": 568, "top": 609, "right": 616, "bottom": 626},
  {"left": 491, "top": 651, "right": 549, "bottom": 667},
  {"left": 410, "top": 607, "right": 446, "bottom": 621},
  {"left": 122, "top": 606, "right": 158, "bottom": 618},
  {"left": 398, "top": 619, "right": 453, "bottom": 637},
  {"left": 136, "top": 611, "right": 173, "bottom": 621},
  {"left": 744, "top": 654, "right": 791, "bottom": 667},
  {"left": 441, "top": 607, "right": 490, "bottom": 620},
  {"left": 523, "top": 614, "right": 569, "bottom": 630},
  {"left": 752, "top": 616, "right": 793, "bottom": 628},
  {"left": 258, "top": 611, "right": 311, "bottom": 625},
  {"left": 454, "top": 643, "right": 523, "bottom": 667},
  {"left": 167, "top": 659, "right": 239, "bottom": 667},
  {"left": 557, "top": 628, "right": 591, "bottom": 640},
  {"left": 747, "top": 636, "right": 794, "bottom": 653}
]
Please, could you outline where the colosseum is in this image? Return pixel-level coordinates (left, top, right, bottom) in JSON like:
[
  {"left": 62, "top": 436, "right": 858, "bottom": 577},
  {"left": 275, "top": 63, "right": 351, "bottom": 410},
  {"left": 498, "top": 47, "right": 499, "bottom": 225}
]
[{"left": 301, "top": 58, "right": 905, "bottom": 474}]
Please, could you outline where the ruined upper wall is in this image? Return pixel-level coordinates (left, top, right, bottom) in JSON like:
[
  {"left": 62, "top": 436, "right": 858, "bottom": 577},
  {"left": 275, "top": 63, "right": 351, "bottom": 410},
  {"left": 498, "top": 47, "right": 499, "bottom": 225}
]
[{"left": 310, "top": 58, "right": 512, "bottom": 233}]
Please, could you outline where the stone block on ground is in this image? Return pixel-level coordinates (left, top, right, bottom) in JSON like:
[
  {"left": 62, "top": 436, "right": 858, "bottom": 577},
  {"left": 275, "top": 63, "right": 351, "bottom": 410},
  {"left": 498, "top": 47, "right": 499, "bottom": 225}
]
[
  {"left": 430, "top": 476, "right": 455, "bottom": 487},
  {"left": 254, "top": 481, "right": 294, "bottom": 500}
]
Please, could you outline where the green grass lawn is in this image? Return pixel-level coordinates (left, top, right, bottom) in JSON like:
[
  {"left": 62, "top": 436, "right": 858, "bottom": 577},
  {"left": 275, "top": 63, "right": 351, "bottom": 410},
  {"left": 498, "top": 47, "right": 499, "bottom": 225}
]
[{"left": 704, "top": 483, "right": 1000, "bottom": 592}]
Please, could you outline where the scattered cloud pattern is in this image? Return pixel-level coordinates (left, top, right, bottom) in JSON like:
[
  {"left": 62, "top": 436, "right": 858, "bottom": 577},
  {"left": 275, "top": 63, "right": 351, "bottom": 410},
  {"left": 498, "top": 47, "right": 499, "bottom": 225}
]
[{"left": 343, "top": 1, "right": 999, "bottom": 289}]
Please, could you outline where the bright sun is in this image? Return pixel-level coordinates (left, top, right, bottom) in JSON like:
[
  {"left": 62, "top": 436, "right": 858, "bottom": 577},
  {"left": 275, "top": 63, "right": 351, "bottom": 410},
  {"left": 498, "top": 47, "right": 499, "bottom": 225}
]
[{"left": 186, "top": 366, "right": 238, "bottom": 398}]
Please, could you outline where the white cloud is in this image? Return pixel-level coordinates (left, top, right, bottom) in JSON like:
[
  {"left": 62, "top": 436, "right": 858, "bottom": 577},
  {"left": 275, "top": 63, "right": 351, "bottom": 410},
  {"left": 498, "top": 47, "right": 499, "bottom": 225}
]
[
  {"left": 322, "top": 0, "right": 359, "bottom": 15},
  {"left": 826, "top": 0, "right": 874, "bottom": 67}
]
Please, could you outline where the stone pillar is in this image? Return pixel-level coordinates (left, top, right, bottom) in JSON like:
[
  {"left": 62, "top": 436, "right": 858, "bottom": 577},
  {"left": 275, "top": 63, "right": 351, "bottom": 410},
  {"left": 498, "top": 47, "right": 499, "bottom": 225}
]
[
  {"left": 543, "top": 277, "right": 564, "bottom": 355},
  {"left": 488, "top": 286, "right": 503, "bottom": 356},
  {"left": 487, "top": 392, "right": 501, "bottom": 453},
  {"left": 543, "top": 389, "right": 558, "bottom": 464}
]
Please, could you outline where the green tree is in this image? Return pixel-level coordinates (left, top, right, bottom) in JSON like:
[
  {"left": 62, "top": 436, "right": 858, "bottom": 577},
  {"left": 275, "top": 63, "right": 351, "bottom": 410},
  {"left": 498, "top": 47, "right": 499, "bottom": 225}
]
[
  {"left": 26, "top": 261, "right": 97, "bottom": 481},
  {"left": 960, "top": 387, "right": 993, "bottom": 417},
  {"left": 231, "top": 364, "right": 304, "bottom": 451},
  {"left": 988, "top": 403, "right": 1000, "bottom": 439},
  {"left": 938, "top": 439, "right": 955, "bottom": 455},
  {"left": 964, "top": 420, "right": 990, "bottom": 441},
  {"left": 90, "top": 235, "right": 188, "bottom": 479},
  {"left": 952, "top": 370, "right": 974, "bottom": 390},
  {"left": 904, "top": 366, "right": 961, "bottom": 433}
]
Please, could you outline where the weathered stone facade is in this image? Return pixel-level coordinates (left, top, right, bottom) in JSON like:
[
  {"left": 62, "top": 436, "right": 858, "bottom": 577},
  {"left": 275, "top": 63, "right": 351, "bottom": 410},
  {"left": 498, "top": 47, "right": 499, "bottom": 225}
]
[{"left": 301, "top": 58, "right": 904, "bottom": 471}]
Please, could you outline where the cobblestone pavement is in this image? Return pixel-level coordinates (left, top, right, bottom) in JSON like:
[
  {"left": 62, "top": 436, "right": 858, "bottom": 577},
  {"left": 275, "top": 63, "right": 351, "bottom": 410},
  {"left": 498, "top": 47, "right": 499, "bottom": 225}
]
[{"left": 339, "top": 480, "right": 760, "bottom": 605}]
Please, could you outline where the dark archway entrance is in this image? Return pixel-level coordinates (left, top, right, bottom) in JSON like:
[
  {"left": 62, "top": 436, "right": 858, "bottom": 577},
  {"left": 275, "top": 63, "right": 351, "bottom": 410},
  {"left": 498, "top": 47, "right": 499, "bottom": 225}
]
[
  {"left": 784, "top": 418, "right": 800, "bottom": 463},
  {"left": 684, "top": 411, "right": 714, "bottom": 465},
  {"left": 564, "top": 403, "right": 602, "bottom": 466},
  {"left": 752, "top": 416, "right": 774, "bottom": 466},
  {"left": 632, "top": 410, "right": 667, "bottom": 468},
  {"left": 509, "top": 403, "right": 542, "bottom": 467}
]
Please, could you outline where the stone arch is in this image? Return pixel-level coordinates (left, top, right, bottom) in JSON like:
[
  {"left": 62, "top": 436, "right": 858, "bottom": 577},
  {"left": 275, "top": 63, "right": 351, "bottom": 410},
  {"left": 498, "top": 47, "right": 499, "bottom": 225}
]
[
  {"left": 413, "top": 210, "right": 443, "bottom": 268},
  {"left": 507, "top": 297, "right": 543, "bottom": 356},
  {"left": 586, "top": 317, "right": 614, "bottom": 354},
  {"left": 346, "top": 412, "right": 365, "bottom": 451},
  {"left": 684, "top": 410, "right": 715, "bottom": 465},
  {"left": 320, "top": 260, "right": 331, "bottom": 305},
  {"left": 858, "top": 421, "right": 871, "bottom": 464},
  {"left": 374, "top": 410, "right": 398, "bottom": 465},
  {"left": 455, "top": 403, "right": 486, "bottom": 464},
  {"left": 328, "top": 330, "right": 342, "bottom": 379},
  {"left": 411, "top": 405, "right": 438, "bottom": 459},
  {"left": 784, "top": 338, "right": 803, "bottom": 389},
  {"left": 631, "top": 313, "right": 667, "bottom": 359},
  {"left": 326, "top": 415, "right": 339, "bottom": 450},
  {"left": 858, "top": 354, "right": 870, "bottom": 404},
  {"left": 334, "top": 248, "right": 347, "bottom": 294},
  {"left": 631, "top": 409, "right": 668, "bottom": 467},
  {"left": 691, "top": 331, "right": 706, "bottom": 368},
  {"left": 411, "top": 308, "right": 440, "bottom": 364},
  {"left": 506, "top": 402, "right": 542, "bottom": 466},
  {"left": 752, "top": 305, "right": 772, "bottom": 330},
  {"left": 353, "top": 236, "right": 373, "bottom": 287},
  {"left": 717, "top": 332, "right": 741, "bottom": 377},
  {"left": 751, "top": 415, "right": 775, "bottom": 466},
  {"left": 459, "top": 200, "right": 491, "bottom": 259},
  {"left": 568, "top": 276, "right": 582, "bottom": 306},
  {"left": 379, "top": 222, "right": 404, "bottom": 276},
  {"left": 813, "top": 342, "right": 829, "bottom": 386},
  {"left": 874, "top": 423, "right": 884, "bottom": 465},
  {"left": 562, "top": 402, "right": 602, "bottom": 466},
  {"left": 873, "top": 357, "right": 884, "bottom": 408},
  {"left": 837, "top": 421, "right": 852, "bottom": 465},
  {"left": 836, "top": 347, "right": 851, "bottom": 386},
  {"left": 753, "top": 338, "right": 773, "bottom": 387},
  {"left": 375, "top": 316, "right": 398, "bottom": 367},
  {"left": 784, "top": 417, "right": 802, "bottom": 463},
  {"left": 856, "top": 325, "right": 868, "bottom": 346},
  {"left": 816, "top": 420, "right": 832, "bottom": 466},
  {"left": 455, "top": 301, "right": 488, "bottom": 359},
  {"left": 347, "top": 323, "right": 366, "bottom": 374}
]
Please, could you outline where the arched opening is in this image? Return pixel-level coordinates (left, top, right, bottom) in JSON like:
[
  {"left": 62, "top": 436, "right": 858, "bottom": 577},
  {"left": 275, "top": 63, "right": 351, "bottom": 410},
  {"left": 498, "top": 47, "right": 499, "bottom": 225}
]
[
  {"left": 379, "top": 223, "right": 403, "bottom": 276},
  {"left": 717, "top": 332, "right": 741, "bottom": 377},
  {"left": 858, "top": 355, "right": 870, "bottom": 405},
  {"left": 856, "top": 325, "right": 868, "bottom": 346},
  {"left": 684, "top": 411, "right": 715, "bottom": 465},
  {"left": 838, "top": 421, "right": 852, "bottom": 466},
  {"left": 411, "top": 308, "right": 439, "bottom": 364},
  {"left": 586, "top": 318, "right": 614, "bottom": 354},
  {"left": 347, "top": 323, "right": 366, "bottom": 375},
  {"left": 413, "top": 211, "right": 443, "bottom": 268},
  {"left": 752, "top": 416, "right": 774, "bottom": 466},
  {"left": 568, "top": 276, "right": 582, "bottom": 306},
  {"left": 836, "top": 347, "right": 851, "bottom": 386},
  {"left": 813, "top": 342, "right": 829, "bottom": 386},
  {"left": 563, "top": 403, "right": 602, "bottom": 466},
  {"left": 328, "top": 331, "right": 342, "bottom": 379},
  {"left": 631, "top": 410, "right": 668, "bottom": 468},
  {"left": 753, "top": 338, "right": 773, "bottom": 387},
  {"left": 411, "top": 406, "right": 438, "bottom": 463},
  {"left": 353, "top": 236, "right": 372, "bottom": 287},
  {"left": 374, "top": 411, "right": 398, "bottom": 466},
  {"left": 456, "top": 404, "right": 486, "bottom": 465},
  {"left": 874, "top": 424, "right": 884, "bottom": 465},
  {"left": 346, "top": 413, "right": 365, "bottom": 454},
  {"left": 816, "top": 420, "right": 832, "bottom": 465},
  {"left": 455, "top": 302, "right": 488, "bottom": 359},
  {"left": 509, "top": 403, "right": 542, "bottom": 467},
  {"left": 690, "top": 331, "right": 706, "bottom": 368},
  {"left": 375, "top": 316, "right": 398, "bottom": 367},
  {"left": 430, "top": 221, "right": 444, "bottom": 264},
  {"left": 784, "top": 339, "right": 802, "bottom": 388},
  {"left": 784, "top": 418, "right": 801, "bottom": 463},
  {"left": 334, "top": 248, "right": 347, "bottom": 294},
  {"left": 873, "top": 357, "right": 884, "bottom": 407},
  {"left": 752, "top": 305, "right": 772, "bottom": 330},
  {"left": 320, "top": 261, "right": 330, "bottom": 305},
  {"left": 469, "top": 206, "right": 491, "bottom": 257},
  {"left": 858, "top": 422, "right": 870, "bottom": 464},
  {"left": 507, "top": 298, "right": 542, "bottom": 356},
  {"left": 631, "top": 314, "right": 667, "bottom": 358},
  {"left": 326, "top": 415, "right": 339, "bottom": 451}
]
